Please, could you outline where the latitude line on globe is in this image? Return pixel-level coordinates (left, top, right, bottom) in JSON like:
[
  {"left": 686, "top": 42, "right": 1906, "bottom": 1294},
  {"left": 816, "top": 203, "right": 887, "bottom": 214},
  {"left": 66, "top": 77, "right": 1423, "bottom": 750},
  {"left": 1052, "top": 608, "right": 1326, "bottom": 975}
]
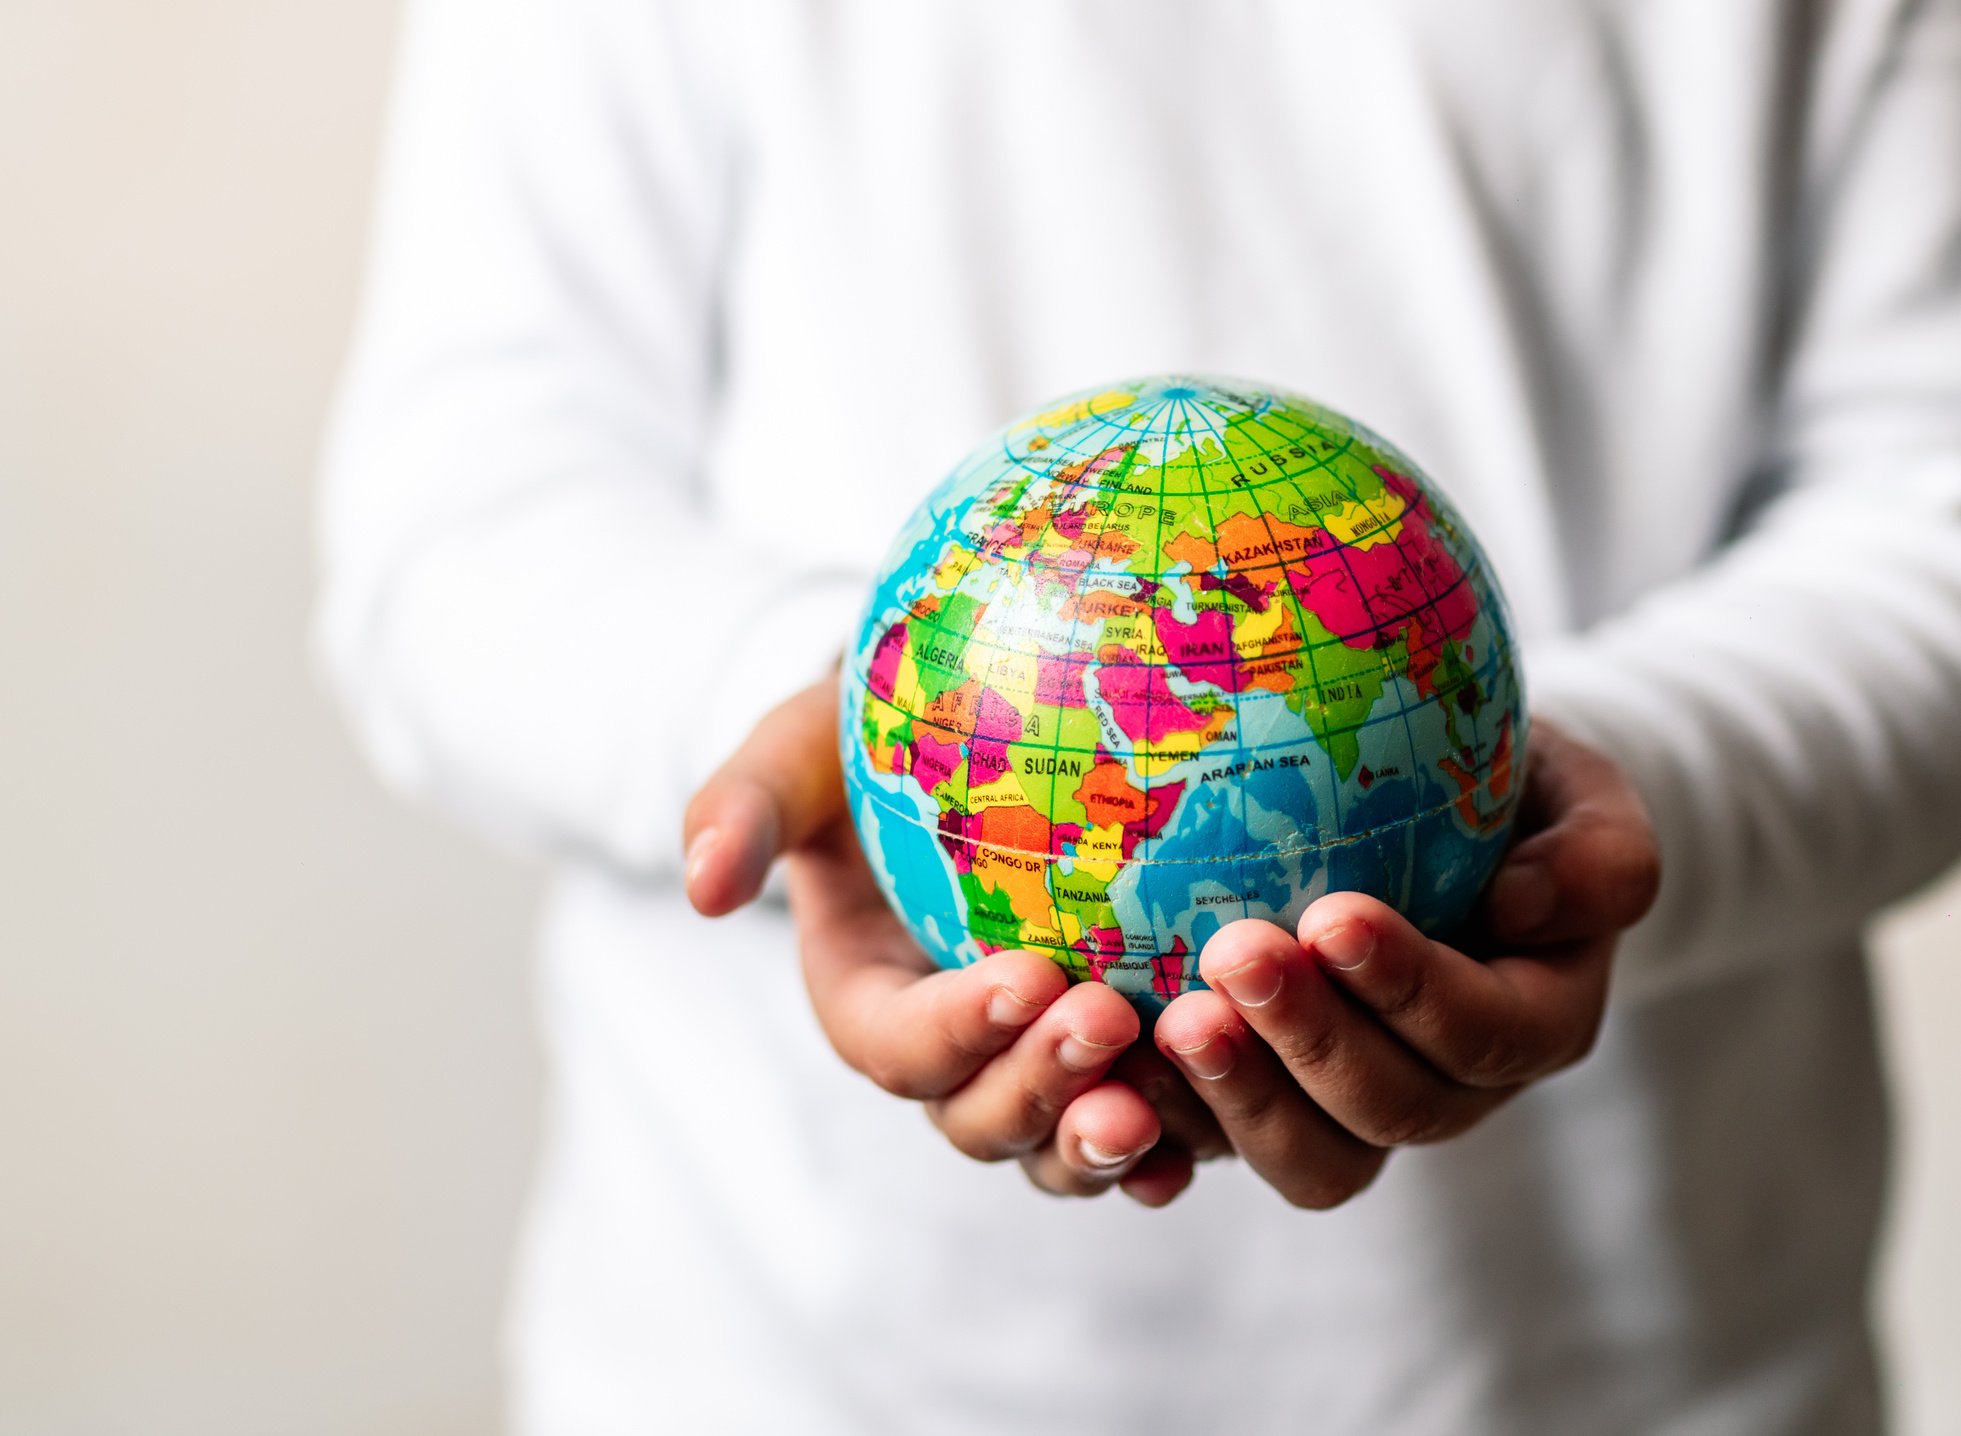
[
  {"left": 853, "top": 627, "right": 1499, "bottom": 770},
  {"left": 853, "top": 629, "right": 1498, "bottom": 768},
  {"left": 846, "top": 667, "right": 1504, "bottom": 783},
  {"left": 879, "top": 563, "right": 1478, "bottom": 683}
]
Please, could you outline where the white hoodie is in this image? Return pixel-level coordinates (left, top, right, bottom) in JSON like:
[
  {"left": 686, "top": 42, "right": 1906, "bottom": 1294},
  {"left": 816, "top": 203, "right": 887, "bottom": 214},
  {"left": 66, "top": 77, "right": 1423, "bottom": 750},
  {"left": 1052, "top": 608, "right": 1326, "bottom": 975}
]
[{"left": 321, "top": 2, "right": 1961, "bottom": 1431}]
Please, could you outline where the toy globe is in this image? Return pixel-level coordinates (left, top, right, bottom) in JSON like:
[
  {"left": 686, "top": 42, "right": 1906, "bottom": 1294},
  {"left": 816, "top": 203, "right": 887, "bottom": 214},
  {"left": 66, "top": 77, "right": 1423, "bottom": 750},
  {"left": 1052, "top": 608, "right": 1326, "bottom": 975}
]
[{"left": 841, "top": 376, "right": 1525, "bottom": 1007}]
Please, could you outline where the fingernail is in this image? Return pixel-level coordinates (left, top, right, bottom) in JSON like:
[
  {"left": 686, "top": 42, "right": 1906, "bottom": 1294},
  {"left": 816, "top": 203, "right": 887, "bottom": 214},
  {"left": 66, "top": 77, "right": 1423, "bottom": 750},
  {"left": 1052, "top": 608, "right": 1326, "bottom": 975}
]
[
  {"left": 1311, "top": 923, "right": 1375, "bottom": 972},
  {"left": 1078, "top": 1139, "right": 1140, "bottom": 1171},
  {"left": 987, "top": 986, "right": 1043, "bottom": 1029},
  {"left": 1171, "top": 1034, "right": 1235, "bottom": 1081},
  {"left": 1491, "top": 863, "right": 1556, "bottom": 936},
  {"left": 1058, "top": 1033, "right": 1121, "bottom": 1073},
  {"left": 684, "top": 828, "right": 719, "bottom": 892},
  {"left": 1211, "top": 959, "right": 1283, "bottom": 1008}
]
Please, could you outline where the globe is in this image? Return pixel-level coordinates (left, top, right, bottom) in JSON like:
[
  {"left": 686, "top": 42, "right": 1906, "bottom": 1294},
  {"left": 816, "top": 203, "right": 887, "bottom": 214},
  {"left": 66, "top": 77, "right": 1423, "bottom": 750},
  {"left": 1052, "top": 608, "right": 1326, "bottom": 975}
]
[{"left": 841, "top": 376, "right": 1526, "bottom": 1008}]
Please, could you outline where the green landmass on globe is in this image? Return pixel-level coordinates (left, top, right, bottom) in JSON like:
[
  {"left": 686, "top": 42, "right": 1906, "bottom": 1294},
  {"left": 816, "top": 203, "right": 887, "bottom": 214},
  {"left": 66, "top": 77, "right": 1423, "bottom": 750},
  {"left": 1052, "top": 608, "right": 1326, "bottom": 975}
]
[{"left": 841, "top": 376, "right": 1526, "bottom": 1008}]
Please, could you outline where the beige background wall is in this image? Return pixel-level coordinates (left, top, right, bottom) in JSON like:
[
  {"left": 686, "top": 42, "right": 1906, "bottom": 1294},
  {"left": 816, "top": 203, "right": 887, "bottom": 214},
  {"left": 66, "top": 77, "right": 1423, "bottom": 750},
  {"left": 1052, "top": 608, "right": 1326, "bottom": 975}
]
[{"left": 1, "top": 4, "right": 1955, "bottom": 1432}]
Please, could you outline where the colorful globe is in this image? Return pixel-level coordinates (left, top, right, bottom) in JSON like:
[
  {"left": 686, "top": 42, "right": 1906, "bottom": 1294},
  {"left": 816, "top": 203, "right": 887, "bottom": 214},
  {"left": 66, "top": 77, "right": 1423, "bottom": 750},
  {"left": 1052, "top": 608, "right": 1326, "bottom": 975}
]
[{"left": 841, "top": 376, "right": 1526, "bottom": 1008}]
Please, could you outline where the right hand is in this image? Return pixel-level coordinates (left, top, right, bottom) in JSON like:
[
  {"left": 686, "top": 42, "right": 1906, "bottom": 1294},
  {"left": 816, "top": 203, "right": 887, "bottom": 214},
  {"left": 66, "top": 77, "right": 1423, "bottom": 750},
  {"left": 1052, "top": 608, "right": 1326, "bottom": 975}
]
[{"left": 683, "top": 675, "right": 1227, "bottom": 1206}]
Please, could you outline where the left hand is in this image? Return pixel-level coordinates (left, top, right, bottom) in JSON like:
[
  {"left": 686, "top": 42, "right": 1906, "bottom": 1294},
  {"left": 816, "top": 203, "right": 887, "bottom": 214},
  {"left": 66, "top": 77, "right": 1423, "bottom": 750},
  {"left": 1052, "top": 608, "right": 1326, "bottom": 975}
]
[
  {"left": 1152, "top": 717, "right": 1661, "bottom": 1209},
  {"left": 683, "top": 675, "right": 1227, "bottom": 1208}
]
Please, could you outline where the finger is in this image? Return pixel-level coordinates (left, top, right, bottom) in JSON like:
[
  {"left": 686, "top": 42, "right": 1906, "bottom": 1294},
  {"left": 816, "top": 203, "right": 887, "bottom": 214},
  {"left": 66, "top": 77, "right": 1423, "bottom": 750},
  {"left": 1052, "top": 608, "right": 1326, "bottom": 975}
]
[
  {"left": 1154, "top": 986, "right": 1388, "bottom": 1209},
  {"left": 928, "top": 983, "right": 1141, "bottom": 1160},
  {"left": 1192, "top": 920, "right": 1505, "bottom": 1146},
  {"left": 1108, "top": 1043, "right": 1233, "bottom": 1162},
  {"left": 1016, "top": 1080, "right": 1161, "bottom": 1196},
  {"left": 800, "top": 936, "right": 1071, "bottom": 1101},
  {"left": 685, "top": 675, "right": 845, "bottom": 915},
  {"left": 1300, "top": 892, "right": 1611, "bottom": 1090},
  {"left": 1484, "top": 720, "right": 1661, "bottom": 947}
]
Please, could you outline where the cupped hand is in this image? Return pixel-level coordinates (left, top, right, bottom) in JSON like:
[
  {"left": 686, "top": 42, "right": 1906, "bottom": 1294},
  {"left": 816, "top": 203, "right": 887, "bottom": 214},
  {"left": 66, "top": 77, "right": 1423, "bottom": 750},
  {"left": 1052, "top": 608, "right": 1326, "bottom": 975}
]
[
  {"left": 1153, "top": 717, "right": 1661, "bottom": 1208},
  {"left": 684, "top": 675, "right": 1225, "bottom": 1206}
]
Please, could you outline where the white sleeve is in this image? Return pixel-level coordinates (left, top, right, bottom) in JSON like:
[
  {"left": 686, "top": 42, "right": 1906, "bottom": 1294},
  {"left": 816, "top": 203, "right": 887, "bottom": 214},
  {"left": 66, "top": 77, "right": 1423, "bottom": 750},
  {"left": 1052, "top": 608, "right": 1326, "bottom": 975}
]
[
  {"left": 1528, "top": 1, "right": 1961, "bottom": 1002},
  {"left": 316, "top": 0, "right": 859, "bottom": 876}
]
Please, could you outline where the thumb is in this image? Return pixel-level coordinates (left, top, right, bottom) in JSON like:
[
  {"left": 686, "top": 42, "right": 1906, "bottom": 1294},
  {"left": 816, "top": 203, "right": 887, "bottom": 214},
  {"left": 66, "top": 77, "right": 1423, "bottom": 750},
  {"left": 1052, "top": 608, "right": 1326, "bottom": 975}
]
[{"left": 684, "top": 672, "right": 847, "bottom": 916}]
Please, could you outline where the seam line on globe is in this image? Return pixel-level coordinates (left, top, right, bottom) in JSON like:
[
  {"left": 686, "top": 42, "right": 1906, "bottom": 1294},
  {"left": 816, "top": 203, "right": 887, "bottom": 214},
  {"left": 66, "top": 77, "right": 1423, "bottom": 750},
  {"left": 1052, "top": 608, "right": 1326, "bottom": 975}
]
[{"left": 856, "top": 783, "right": 1520, "bottom": 865}]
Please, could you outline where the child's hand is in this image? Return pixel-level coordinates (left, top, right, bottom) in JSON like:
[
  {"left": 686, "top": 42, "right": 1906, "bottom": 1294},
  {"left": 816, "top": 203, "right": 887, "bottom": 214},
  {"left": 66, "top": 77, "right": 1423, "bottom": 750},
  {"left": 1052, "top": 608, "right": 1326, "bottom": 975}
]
[
  {"left": 685, "top": 676, "right": 1226, "bottom": 1207},
  {"left": 1153, "top": 718, "right": 1661, "bottom": 1208}
]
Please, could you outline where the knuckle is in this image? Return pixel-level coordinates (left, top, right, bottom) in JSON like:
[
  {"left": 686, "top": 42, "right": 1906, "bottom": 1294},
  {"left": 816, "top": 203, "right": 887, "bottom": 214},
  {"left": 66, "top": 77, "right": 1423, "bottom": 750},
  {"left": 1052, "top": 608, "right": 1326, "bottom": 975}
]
[
  {"left": 932, "top": 1109, "right": 1014, "bottom": 1162},
  {"left": 1364, "top": 1096, "right": 1449, "bottom": 1149},
  {"left": 1213, "top": 1074, "right": 1282, "bottom": 1128},
  {"left": 861, "top": 1051, "right": 934, "bottom": 1101},
  {"left": 1271, "top": 1012, "right": 1345, "bottom": 1079},
  {"left": 927, "top": 1089, "right": 1061, "bottom": 1162},
  {"left": 1371, "top": 962, "right": 1434, "bottom": 1026},
  {"left": 1003, "top": 1090, "right": 1062, "bottom": 1152},
  {"left": 1459, "top": 1017, "right": 1532, "bottom": 1088},
  {"left": 950, "top": 1129, "right": 1015, "bottom": 1162},
  {"left": 939, "top": 1022, "right": 998, "bottom": 1071},
  {"left": 972, "top": 1067, "right": 1069, "bottom": 1152}
]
